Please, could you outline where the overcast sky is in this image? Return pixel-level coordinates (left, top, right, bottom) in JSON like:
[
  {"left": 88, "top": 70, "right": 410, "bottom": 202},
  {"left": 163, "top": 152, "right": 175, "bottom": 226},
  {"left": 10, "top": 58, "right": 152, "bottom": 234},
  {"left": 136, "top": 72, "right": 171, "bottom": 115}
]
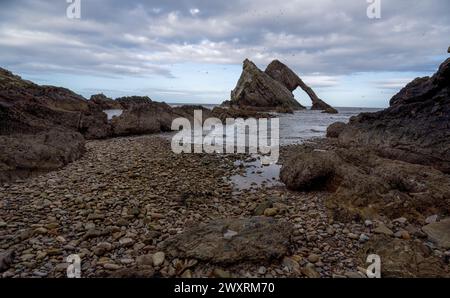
[{"left": 1, "top": 0, "right": 449, "bottom": 107}]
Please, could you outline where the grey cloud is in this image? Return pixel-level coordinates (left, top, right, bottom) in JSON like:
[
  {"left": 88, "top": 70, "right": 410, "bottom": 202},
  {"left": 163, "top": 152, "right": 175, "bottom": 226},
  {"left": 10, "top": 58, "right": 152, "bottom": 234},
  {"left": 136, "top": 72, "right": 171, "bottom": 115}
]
[{"left": 0, "top": 0, "right": 449, "bottom": 79}]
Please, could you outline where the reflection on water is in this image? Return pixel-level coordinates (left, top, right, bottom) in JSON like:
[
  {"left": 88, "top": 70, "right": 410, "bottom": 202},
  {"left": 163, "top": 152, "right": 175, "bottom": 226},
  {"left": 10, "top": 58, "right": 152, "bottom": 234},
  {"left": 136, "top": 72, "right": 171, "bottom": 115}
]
[{"left": 103, "top": 109, "right": 123, "bottom": 120}]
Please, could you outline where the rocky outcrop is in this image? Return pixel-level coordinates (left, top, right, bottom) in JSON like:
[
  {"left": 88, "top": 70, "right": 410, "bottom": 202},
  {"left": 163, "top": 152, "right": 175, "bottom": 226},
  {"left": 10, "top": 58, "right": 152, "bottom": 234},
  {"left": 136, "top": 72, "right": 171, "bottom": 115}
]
[
  {"left": 1, "top": 67, "right": 240, "bottom": 183},
  {"left": 229, "top": 59, "right": 305, "bottom": 111},
  {"left": 360, "top": 235, "right": 449, "bottom": 278},
  {"left": 110, "top": 103, "right": 216, "bottom": 137},
  {"left": 338, "top": 58, "right": 450, "bottom": 173},
  {"left": 161, "top": 217, "right": 293, "bottom": 264},
  {"left": 0, "top": 129, "right": 85, "bottom": 183},
  {"left": 280, "top": 142, "right": 450, "bottom": 222},
  {"left": 265, "top": 60, "right": 338, "bottom": 113},
  {"left": 0, "top": 68, "right": 110, "bottom": 139}
]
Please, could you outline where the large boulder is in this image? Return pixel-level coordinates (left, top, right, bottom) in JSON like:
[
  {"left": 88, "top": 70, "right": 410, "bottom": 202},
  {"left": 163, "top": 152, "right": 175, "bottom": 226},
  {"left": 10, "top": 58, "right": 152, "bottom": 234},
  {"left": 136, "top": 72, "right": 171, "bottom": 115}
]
[
  {"left": 265, "top": 60, "right": 338, "bottom": 113},
  {"left": 161, "top": 217, "right": 293, "bottom": 264},
  {"left": 0, "top": 129, "right": 85, "bottom": 183},
  {"left": 338, "top": 58, "right": 450, "bottom": 173},
  {"left": 229, "top": 59, "right": 305, "bottom": 111},
  {"left": 326, "top": 122, "right": 346, "bottom": 138},
  {"left": 111, "top": 102, "right": 174, "bottom": 136},
  {"left": 280, "top": 150, "right": 337, "bottom": 191}
]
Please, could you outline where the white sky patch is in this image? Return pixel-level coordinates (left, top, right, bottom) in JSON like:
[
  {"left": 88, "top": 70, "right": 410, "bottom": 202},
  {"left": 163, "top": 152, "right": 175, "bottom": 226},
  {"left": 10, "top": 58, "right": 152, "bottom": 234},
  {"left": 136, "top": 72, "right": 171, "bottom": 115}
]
[
  {"left": 190, "top": 8, "right": 200, "bottom": 16},
  {"left": 302, "top": 75, "right": 341, "bottom": 88},
  {"left": 372, "top": 78, "right": 416, "bottom": 89}
]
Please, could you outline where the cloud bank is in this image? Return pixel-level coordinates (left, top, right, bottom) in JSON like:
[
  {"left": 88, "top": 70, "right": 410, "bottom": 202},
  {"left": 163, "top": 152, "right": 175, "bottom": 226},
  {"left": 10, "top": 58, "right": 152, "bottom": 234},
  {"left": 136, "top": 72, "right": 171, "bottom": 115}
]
[{"left": 0, "top": 0, "right": 449, "bottom": 106}]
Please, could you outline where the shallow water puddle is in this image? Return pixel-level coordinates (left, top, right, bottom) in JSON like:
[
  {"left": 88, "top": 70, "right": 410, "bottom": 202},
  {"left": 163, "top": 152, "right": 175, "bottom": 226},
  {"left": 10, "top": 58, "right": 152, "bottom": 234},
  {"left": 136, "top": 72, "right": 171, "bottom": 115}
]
[{"left": 230, "top": 155, "right": 283, "bottom": 192}]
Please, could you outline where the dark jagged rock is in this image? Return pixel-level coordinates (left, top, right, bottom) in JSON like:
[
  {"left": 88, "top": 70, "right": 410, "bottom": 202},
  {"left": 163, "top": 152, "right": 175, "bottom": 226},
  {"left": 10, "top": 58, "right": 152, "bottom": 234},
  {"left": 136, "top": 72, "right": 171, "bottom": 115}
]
[
  {"left": 265, "top": 60, "right": 338, "bottom": 113},
  {"left": 338, "top": 58, "right": 450, "bottom": 173},
  {"left": 90, "top": 94, "right": 122, "bottom": 110},
  {"left": 229, "top": 59, "right": 305, "bottom": 111},
  {"left": 0, "top": 129, "right": 85, "bottom": 183},
  {"left": 161, "top": 217, "right": 293, "bottom": 264},
  {"left": 116, "top": 96, "right": 152, "bottom": 109}
]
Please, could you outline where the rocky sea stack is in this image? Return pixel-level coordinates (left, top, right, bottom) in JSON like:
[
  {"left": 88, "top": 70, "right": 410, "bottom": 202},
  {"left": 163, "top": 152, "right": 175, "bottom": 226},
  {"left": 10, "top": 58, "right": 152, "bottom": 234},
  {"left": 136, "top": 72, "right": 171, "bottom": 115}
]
[{"left": 226, "top": 59, "right": 338, "bottom": 114}]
